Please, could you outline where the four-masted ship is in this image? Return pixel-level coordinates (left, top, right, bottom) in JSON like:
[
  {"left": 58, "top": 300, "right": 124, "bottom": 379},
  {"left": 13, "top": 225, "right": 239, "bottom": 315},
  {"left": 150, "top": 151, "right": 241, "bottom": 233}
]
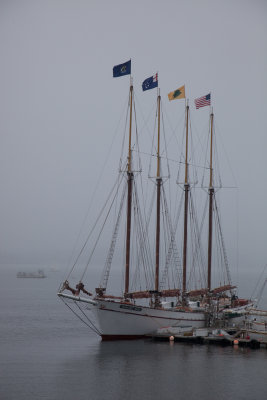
[{"left": 58, "top": 66, "right": 243, "bottom": 340}]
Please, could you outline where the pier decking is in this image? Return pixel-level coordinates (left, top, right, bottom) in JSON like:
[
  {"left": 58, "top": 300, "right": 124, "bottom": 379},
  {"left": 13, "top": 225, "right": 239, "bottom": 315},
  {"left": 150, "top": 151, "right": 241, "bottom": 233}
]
[{"left": 147, "top": 328, "right": 267, "bottom": 349}]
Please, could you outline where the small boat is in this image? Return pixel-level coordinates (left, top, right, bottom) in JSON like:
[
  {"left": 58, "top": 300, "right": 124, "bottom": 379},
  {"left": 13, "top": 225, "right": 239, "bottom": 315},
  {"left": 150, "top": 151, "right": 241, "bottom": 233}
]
[{"left": 17, "top": 269, "right": 46, "bottom": 278}]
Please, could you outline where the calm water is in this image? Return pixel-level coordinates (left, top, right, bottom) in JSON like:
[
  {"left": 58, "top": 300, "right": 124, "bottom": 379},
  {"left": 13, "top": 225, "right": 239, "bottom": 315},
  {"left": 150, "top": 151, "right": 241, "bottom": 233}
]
[{"left": 1, "top": 266, "right": 267, "bottom": 400}]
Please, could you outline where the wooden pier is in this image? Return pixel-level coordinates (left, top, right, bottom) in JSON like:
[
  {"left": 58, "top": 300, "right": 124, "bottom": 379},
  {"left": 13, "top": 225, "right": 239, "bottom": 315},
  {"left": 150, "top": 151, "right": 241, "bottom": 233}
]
[{"left": 147, "top": 329, "right": 267, "bottom": 349}]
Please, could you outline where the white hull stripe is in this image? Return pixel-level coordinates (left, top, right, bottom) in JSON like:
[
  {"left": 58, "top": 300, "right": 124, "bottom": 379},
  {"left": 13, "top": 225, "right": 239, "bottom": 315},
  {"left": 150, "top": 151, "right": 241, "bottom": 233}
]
[{"left": 99, "top": 307, "right": 205, "bottom": 322}]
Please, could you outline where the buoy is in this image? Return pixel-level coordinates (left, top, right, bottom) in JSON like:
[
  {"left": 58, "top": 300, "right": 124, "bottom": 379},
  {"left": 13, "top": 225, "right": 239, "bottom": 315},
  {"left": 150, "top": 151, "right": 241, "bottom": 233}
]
[
  {"left": 233, "top": 339, "right": 239, "bottom": 345},
  {"left": 169, "top": 336, "right": 174, "bottom": 341}
]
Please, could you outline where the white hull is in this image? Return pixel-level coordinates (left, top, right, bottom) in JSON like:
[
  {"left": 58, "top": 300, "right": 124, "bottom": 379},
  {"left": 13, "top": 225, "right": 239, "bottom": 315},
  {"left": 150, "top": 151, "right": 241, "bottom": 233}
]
[
  {"left": 248, "top": 308, "right": 267, "bottom": 323},
  {"left": 222, "top": 304, "right": 254, "bottom": 327},
  {"left": 59, "top": 294, "right": 206, "bottom": 339},
  {"left": 246, "top": 330, "right": 267, "bottom": 341},
  {"left": 243, "top": 324, "right": 267, "bottom": 341},
  {"left": 239, "top": 318, "right": 267, "bottom": 341}
]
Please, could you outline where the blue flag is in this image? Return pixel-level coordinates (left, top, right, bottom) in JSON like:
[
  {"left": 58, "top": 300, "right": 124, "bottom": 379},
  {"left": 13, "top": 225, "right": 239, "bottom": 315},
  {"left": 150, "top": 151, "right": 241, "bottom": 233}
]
[
  {"left": 142, "top": 73, "right": 158, "bottom": 91},
  {"left": 113, "top": 60, "right": 131, "bottom": 78}
]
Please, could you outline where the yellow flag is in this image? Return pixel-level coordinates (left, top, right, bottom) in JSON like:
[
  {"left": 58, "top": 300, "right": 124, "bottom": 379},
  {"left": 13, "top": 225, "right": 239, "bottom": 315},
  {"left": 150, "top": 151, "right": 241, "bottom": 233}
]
[{"left": 168, "top": 85, "right": 185, "bottom": 101}]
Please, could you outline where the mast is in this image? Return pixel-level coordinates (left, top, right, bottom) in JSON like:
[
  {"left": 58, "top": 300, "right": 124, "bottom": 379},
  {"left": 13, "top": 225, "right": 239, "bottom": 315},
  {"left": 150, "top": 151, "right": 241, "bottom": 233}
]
[
  {"left": 207, "top": 111, "right": 214, "bottom": 291},
  {"left": 182, "top": 102, "right": 189, "bottom": 300},
  {"left": 125, "top": 81, "right": 133, "bottom": 295},
  {"left": 155, "top": 89, "right": 162, "bottom": 294}
]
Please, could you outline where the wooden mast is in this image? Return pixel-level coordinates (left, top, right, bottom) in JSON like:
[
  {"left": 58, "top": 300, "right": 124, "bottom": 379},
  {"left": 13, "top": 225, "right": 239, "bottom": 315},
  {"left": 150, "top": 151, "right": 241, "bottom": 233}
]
[
  {"left": 125, "top": 81, "right": 133, "bottom": 295},
  {"left": 155, "top": 89, "right": 162, "bottom": 295},
  {"left": 182, "top": 101, "right": 189, "bottom": 300},
  {"left": 207, "top": 111, "right": 214, "bottom": 291}
]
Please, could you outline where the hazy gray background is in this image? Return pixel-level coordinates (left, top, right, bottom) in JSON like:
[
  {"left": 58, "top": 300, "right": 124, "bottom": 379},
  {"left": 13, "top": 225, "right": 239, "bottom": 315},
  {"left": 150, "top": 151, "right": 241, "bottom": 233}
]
[{"left": 0, "top": 0, "right": 266, "bottom": 286}]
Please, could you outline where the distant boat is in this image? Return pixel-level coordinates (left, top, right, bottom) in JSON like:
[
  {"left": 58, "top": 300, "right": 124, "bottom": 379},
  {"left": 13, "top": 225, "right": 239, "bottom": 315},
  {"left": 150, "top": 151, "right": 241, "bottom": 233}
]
[{"left": 17, "top": 269, "right": 46, "bottom": 278}]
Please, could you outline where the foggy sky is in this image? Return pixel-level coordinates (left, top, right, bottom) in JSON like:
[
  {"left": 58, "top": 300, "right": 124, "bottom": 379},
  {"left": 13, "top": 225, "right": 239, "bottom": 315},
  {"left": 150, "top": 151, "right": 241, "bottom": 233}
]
[{"left": 0, "top": 0, "right": 267, "bottom": 285}]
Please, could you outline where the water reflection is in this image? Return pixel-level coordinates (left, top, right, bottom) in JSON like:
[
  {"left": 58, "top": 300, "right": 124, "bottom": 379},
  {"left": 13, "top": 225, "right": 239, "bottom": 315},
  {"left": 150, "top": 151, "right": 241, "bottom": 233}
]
[{"left": 52, "top": 339, "right": 267, "bottom": 400}]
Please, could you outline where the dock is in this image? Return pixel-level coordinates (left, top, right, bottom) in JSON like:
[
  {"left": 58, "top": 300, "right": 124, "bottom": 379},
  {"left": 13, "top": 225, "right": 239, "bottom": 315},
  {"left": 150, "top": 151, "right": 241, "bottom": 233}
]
[{"left": 147, "top": 328, "right": 267, "bottom": 349}]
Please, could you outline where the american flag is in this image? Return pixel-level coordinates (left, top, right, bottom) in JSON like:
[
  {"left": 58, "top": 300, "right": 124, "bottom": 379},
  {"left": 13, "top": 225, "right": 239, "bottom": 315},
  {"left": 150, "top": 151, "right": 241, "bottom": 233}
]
[{"left": 194, "top": 93, "right": 211, "bottom": 109}]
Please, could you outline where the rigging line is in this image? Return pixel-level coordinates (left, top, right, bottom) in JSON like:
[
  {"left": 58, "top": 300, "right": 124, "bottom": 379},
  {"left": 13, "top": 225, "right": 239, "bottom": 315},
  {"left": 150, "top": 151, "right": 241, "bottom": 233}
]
[
  {"left": 134, "top": 149, "right": 210, "bottom": 170},
  {"left": 213, "top": 207, "right": 223, "bottom": 285},
  {"left": 188, "top": 196, "right": 196, "bottom": 288},
  {"left": 198, "top": 194, "right": 209, "bottom": 283},
  {"left": 201, "top": 119, "right": 211, "bottom": 188},
  {"left": 161, "top": 109, "right": 172, "bottom": 223},
  {"left": 134, "top": 100, "right": 154, "bottom": 242},
  {"left": 132, "top": 188, "right": 145, "bottom": 289},
  {"left": 100, "top": 181, "right": 127, "bottom": 289},
  {"left": 59, "top": 297, "right": 101, "bottom": 336},
  {"left": 134, "top": 181, "right": 154, "bottom": 289},
  {"left": 65, "top": 97, "right": 129, "bottom": 283},
  {"left": 215, "top": 201, "right": 226, "bottom": 285},
  {"left": 187, "top": 193, "right": 196, "bottom": 288},
  {"left": 214, "top": 195, "right": 232, "bottom": 286},
  {"left": 188, "top": 196, "right": 197, "bottom": 289},
  {"left": 139, "top": 161, "right": 151, "bottom": 242},
  {"left": 131, "top": 200, "right": 140, "bottom": 291},
  {"left": 190, "top": 192, "right": 204, "bottom": 289},
  {"left": 234, "top": 186, "right": 240, "bottom": 290},
  {"left": 190, "top": 191, "right": 206, "bottom": 288},
  {"left": 161, "top": 200, "right": 169, "bottom": 288},
  {"left": 80, "top": 172, "right": 126, "bottom": 281},
  {"left": 134, "top": 187, "right": 152, "bottom": 290},
  {"left": 161, "top": 101, "right": 185, "bottom": 149},
  {"left": 66, "top": 170, "right": 125, "bottom": 281},
  {"left": 113, "top": 162, "right": 123, "bottom": 231},
  {"left": 192, "top": 199, "right": 204, "bottom": 288},
  {"left": 143, "top": 183, "right": 157, "bottom": 286},
  {"left": 211, "top": 127, "right": 222, "bottom": 189},
  {"left": 163, "top": 195, "right": 177, "bottom": 290},
  {"left": 214, "top": 120, "right": 238, "bottom": 188},
  {"left": 201, "top": 186, "right": 237, "bottom": 189},
  {"left": 189, "top": 111, "right": 209, "bottom": 167},
  {"left": 74, "top": 301, "right": 102, "bottom": 335},
  {"left": 136, "top": 175, "right": 155, "bottom": 288},
  {"left": 172, "top": 177, "right": 182, "bottom": 228},
  {"left": 161, "top": 111, "right": 171, "bottom": 178},
  {"left": 176, "top": 120, "right": 186, "bottom": 185},
  {"left": 133, "top": 94, "right": 142, "bottom": 173},
  {"left": 250, "top": 264, "right": 267, "bottom": 300},
  {"left": 134, "top": 94, "right": 158, "bottom": 146},
  {"left": 120, "top": 214, "right": 127, "bottom": 295},
  {"left": 214, "top": 132, "right": 223, "bottom": 188},
  {"left": 131, "top": 194, "right": 138, "bottom": 290},
  {"left": 119, "top": 99, "right": 130, "bottom": 172},
  {"left": 189, "top": 114, "right": 199, "bottom": 186},
  {"left": 148, "top": 109, "right": 158, "bottom": 178},
  {"left": 160, "top": 186, "right": 182, "bottom": 290}
]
